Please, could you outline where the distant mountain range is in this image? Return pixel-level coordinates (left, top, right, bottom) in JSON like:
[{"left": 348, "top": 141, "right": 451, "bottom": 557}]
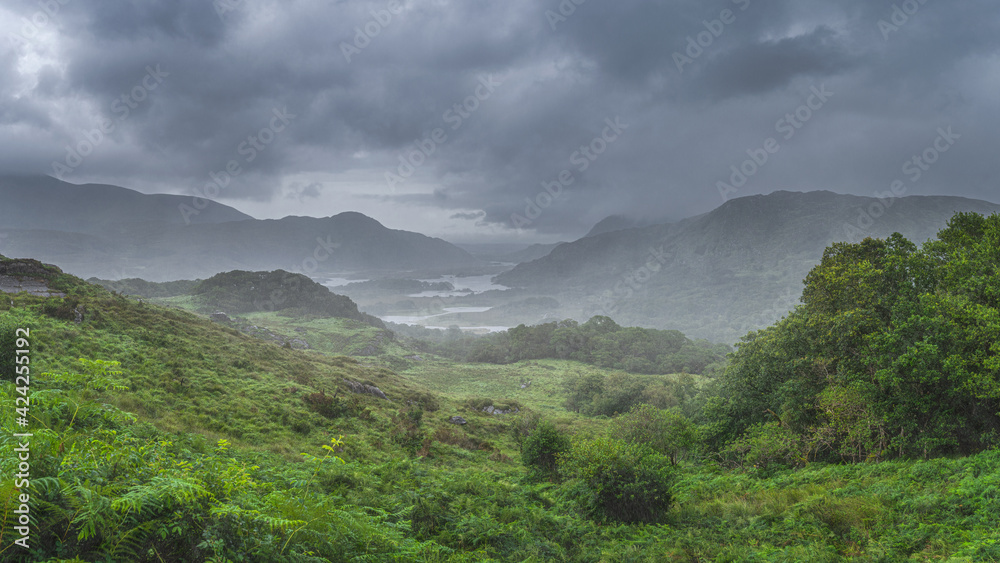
[
  {"left": 0, "top": 175, "right": 253, "bottom": 232},
  {"left": 0, "top": 176, "right": 477, "bottom": 281},
  {"left": 496, "top": 190, "right": 1000, "bottom": 342}
]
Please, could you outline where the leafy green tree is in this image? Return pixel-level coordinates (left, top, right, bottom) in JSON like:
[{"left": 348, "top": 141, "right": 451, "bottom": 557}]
[
  {"left": 610, "top": 404, "right": 697, "bottom": 465},
  {"left": 715, "top": 214, "right": 1000, "bottom": 460}
]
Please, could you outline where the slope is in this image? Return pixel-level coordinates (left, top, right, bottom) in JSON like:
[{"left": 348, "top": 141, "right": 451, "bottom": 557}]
[
  {"left": 0, "top": 175, "right": 252, "bottom": 232},
  {"left": 496, "top": 190, "right": 1000, "bottom": 341}
]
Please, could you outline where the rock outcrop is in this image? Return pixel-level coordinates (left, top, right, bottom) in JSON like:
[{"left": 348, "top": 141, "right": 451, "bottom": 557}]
[{"left": 343, "top": 379, "right": 388, "bottom": 400}]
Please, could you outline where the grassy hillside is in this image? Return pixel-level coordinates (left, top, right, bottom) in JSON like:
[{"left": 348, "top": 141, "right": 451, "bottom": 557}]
[{"left": 3, "top": 254, "right": 1000, "bottom": 561}]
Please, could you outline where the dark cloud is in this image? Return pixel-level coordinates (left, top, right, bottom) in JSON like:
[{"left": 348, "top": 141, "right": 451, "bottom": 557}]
[
  {"left": 450, "top": 211, "right": 486, "bottom": 221},
  {"left": 1, "top": 0, "right": 999, "bottom": 240}
]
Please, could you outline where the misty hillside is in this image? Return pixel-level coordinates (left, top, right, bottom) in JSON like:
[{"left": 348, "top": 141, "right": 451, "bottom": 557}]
[
  {"left": 584, "top": 214, "right": 671, "bottom": 238},
  {"left": 0, "top": 178, "right": 479, "bottom": 280},
  {"left": 496, "top": 190, "right": 1000, "bottom": 342},
  {"left": 190, "top": 269, "right": 385, "bottom": 328},
  {"left": 0, "top": 175, "right": 252, "bottom": 232}
]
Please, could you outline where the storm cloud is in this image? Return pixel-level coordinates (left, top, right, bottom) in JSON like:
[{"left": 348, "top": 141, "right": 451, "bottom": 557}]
[{"left": 2, "top": 0, "right": 998, "bottom": 241}]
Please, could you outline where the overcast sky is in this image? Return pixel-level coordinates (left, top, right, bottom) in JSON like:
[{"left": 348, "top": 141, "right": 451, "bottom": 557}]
[{"left": 2, "top": 0, "right": 998, "bottom": 243}]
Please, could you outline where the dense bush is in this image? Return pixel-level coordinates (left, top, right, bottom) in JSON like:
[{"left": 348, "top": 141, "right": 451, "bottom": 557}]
[
  {"left": 560, "top": 437, "right": 674, "bottom": 524},
  {"left": 520, "top": 420, "right": 570, "bottom": 479}
]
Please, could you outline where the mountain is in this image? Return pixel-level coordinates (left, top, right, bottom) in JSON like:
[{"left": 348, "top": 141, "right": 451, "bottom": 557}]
[
  {"left": 0, "top": 175, "right": 253, "bottom": 232},
  {"left": 190, "top": 269, "right": 385, "bottom": 328},
  {"left": 494, "top": 242, "right": 564, "bottom": 264},
  {"left": 495, "top": 190, "right": 1000, "bottom": 342},
  {"left": 0, "top": 177, "right": 478, "bottom": 281},
  {"left": 584, "top": 214, "right": 672, "bottom": 237}
]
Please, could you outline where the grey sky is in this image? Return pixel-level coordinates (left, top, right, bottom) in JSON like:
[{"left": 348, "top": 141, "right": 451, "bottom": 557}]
[{"left": 2, "top": 0, "right": 998, "bottom": 242}]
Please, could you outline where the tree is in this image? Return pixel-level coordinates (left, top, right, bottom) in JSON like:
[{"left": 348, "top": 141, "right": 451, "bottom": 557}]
[
  {"left": 610, "top": 404, "right": 697, "bottom": 465},
  {"left": 713, "top": 215, "right": 1000, "bottom": 460}
]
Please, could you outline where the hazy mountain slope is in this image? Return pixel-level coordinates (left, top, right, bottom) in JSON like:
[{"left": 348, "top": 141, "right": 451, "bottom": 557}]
[
  {"left": 495, "top": 242, "right": 564, "bottom": 263},
  {"left": 0, "top": 175, "right": 253, "bottom": 232},
  {"left": 584, "top": 214, "right": 671, "bottom": 237},
  {"left": 1, "top": 177, "right": 480, "bottom": 280},
  {"left": 496, "top": 190, "right": 1000, "bottom": 342}
]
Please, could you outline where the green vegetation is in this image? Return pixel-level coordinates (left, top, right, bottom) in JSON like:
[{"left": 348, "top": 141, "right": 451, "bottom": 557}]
[
  {"left": 87, "top": 277, "right": 199, "bottom": 298},
  {"left": 520, "top": 419, "right": 570, "bottom": 479},
  {"left": 190, "top": 269, "right": 385, "bottom": 327},
  {"left": 3, "top": 211, "right": 1000, "bottom": 561},
  {"left": 711, "top": 213, "right": 1000, "bottom": 463},
  {"left": 409, "top": 315, "right": 729, "bottom": 376}
]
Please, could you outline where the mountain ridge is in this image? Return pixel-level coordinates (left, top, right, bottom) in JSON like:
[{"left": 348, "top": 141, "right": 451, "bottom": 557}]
[
  {"left": 0, "top": 176, "right": 479, "bottom": 281},
  {"left": 495, "top": 189, "right": 1000, "bottom": 341}
]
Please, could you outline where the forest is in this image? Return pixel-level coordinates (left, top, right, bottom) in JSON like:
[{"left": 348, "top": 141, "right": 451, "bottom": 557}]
[{"left": 1, "top": 212, "right": 999, "bottom": 561}]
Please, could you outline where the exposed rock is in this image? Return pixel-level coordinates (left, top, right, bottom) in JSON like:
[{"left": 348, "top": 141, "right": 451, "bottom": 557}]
[
  {"left": 294, "top": 327, "right": 308, "bottom": 333},
  {"left": 210, "top": 312, "right": 232, "bottom": 323},
  {"left": 482, "top": 405, "right": 519, "bottom": 415},
  {"left": 404, "top": 354, "right": 424, "bottom": 361},
  {"left": 0, "top": 259, "right": 66, "bottom": 298},
  {"left": 343, "top": 379, "right": 388, "bottom": 400},
  {"left": 448, "top": 416, "right": 468, "bottom": 425}
]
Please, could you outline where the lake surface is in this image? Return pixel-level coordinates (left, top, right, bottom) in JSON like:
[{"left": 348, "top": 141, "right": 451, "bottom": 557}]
[
  {"left": 380, "top": 306, "right": 508, "bottom": 333},
  {"left": 319, "top": 277, "right": 369, "bottom": 288},
  {"left": 406, "top": 274, "right": 510, "bottom": 297},
  {"left": 380, "top": 307, "right": 494, "bottom": 324}
]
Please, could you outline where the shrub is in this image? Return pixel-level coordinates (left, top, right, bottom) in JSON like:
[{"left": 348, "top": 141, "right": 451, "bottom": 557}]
[
  {"left": 390, "top": 406, "right": 425, "bottom": 454},
  {"left": 560, "top": 437, "right": 674, "bottom": 523},
  {"left": 303, "top": 391, "right": 348, "bottom": 419},
  {"left": 719, "top": 422, "right": 806, "bottom": 471},
  {"left": 0, "top": 316, "right": 15, "bottom": 381},
  {"left": 520, "top": 420, "right": 570, "bottom": 479},
  {"left": 509, "top": 410, "right": 542, "bottom": 445}
]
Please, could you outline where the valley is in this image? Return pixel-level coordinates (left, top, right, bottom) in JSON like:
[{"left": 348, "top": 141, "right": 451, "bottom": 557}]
[{"left": 3, "top": 182, "right": 1000, "bottom": 561}]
